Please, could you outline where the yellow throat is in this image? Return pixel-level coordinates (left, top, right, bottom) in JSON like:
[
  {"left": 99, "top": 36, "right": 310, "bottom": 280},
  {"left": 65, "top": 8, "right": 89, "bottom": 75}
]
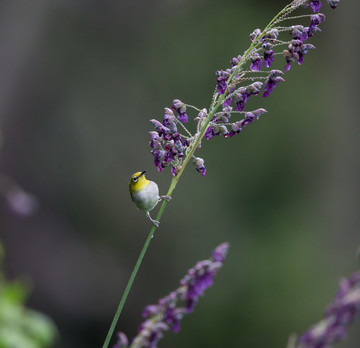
[{"left": 129, "top": 171, "right": 150, "bottom": 195}]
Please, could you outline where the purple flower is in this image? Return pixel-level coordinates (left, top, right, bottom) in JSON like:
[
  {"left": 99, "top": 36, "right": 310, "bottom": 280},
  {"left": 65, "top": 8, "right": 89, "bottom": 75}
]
[
  {"left": 216, "top": 70, "right": 230, "bottom": 94},
  {"left": 297, "top": 270, "right": 360, "bottom": 348},
  {"left": 116, "top": 243, "right": 229, "bottom": 348},
  {"left": 150, "top": 104, "right": 195, "bottom": 174},
  {"left": 309, "top": 13, "right": 326, "bottom": 32},
  {"left": 224, "top": 108, "right": 267, "bottom": 138},
  {"left": 172, "top": 99, "right": 188, "bottom": 123},
  {"left": 326, "top": 0, "right": 340, "bottom": 9},
  {"left": 263, "top": 70, "right": 285, "bottom": 98},
  {"left": 204, "top": 126, "right": 215, "bottom": 140},
  {"left": 193, "top": 157, "right": 206, "bottom": 177},
  {"left": 184, "top": 261, "right": 215, "bottom": 312},
  {"left": 234, "top": 88, "right": 248, "bottom": 112},
  {"left": 263, "top": 42, "right": 274, "bottom": 68},
  {"left": 194, "top": 108, "right": 207, "bottom": 124},
  {"left": 230, "top": 54, "right": 242, "bottom": 67},
  {"left": 170, "top": 167, "right": 177, "bottom": 176},
  {"left": 262, "top": 28, "right": 279, "bottom": 43},
  {"left": 6, "top": 189, "right": 38, "bottom": 216},
  {"left": 211, "top": 242, "right": 230, "bottom": 262},
  {"left": 162, "top": 108, "right": 176, "bottom": 129},
  {"left": 283, "top": 50, "right": 295, "bottom": 72},
  {"left": 283, "top": 39, "right": 316, "bottom": 71},
  {"left": 222, "top": 96, "right": 233, "bottom": 107},
  {"left": 310, "top": 0, "right": 322, "bottom": 12},
  {"left": 152, "top": 150, "right": 166, "bottom": 172},
  {"left": 226, "top": 122, "right": 242, "bottom": 138},
  {"left": 149, "top": 119, "right": 171, "bottom": 140},
  {"left": 233, "top": 81, "right": 263, "bottom": 112},
  {"left": 250, "top": 52, "right": 262, "bottom": 71},
  {"left": 290, "top": 25, "right": 306, "bottom": 40},
  {"left": 298, "top": 43, "right": 316, "bottom": 64},
  {"left": 225, "top": 108, "right": 267, "bottom": 138},
  {"left": 246, "top": 81, "right": 263, "bottom": 96},
  {"left": 112, "top": 332, "right": 128, "bottom": 348},
  {"left": 217, "top": 75, "right": 227, "bottom": 94}
]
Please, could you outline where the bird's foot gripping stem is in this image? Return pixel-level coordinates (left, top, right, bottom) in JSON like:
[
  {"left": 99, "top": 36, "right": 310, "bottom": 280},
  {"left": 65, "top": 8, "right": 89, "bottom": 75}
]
[
  {"left": 146, "top": 211, "right": 160, "bottom": 228},
  {"left": 160, "top": 195, "right": 172, "bottom": 202}
]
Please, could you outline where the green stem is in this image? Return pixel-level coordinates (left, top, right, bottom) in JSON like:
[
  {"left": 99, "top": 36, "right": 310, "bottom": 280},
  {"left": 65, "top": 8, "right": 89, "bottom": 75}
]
[
  {"left": 102, "top": 178, "right": 177, "bottom": 348},
  {"left": 102, "top": 72, "right": 226, "bottom": 348},
  {"left": 102, "top": 2, "right": 303, "bottom": 346}
]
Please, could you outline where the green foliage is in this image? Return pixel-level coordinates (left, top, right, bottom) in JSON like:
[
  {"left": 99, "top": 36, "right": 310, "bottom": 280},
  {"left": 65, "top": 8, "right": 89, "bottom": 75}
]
[{"left": 0, "top": 244, "right": 57, "bottom": 348}]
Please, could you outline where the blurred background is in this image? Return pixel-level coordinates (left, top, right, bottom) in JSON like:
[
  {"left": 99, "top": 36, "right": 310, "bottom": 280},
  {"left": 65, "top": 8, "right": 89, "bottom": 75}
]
[{"left": 0, "top": 0, "right": 359, "bottom": 347}]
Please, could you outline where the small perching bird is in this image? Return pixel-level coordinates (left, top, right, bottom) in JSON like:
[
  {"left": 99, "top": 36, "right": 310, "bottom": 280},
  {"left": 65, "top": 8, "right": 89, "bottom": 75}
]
[{"left": 129, "top": 171, "right": 171, "bottom": 227}]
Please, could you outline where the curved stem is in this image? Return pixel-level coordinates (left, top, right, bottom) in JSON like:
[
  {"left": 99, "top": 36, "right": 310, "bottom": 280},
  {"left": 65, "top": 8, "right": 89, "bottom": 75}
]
[
  {"left": 102, "top": 178, "right": 177, "bottom": 348},
  {"left": 102, "top": 83, "right": 225, "bottom": 348},
  {"left": 102, "top": 225, "right": 156, "bottom": 348},
  {"left": 102, "top": 2, "right": 303, "bottom": 346}
]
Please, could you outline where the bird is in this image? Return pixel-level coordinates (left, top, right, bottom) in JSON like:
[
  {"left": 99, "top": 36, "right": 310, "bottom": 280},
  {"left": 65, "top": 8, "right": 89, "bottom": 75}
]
[{"left": 129, "top": 171, "right": 171, "bottom": 227}]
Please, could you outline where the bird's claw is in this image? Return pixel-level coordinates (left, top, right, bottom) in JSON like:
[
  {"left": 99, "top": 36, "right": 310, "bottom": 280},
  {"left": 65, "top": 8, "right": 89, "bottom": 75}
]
[
  {"left": 152, "top": 220, "right": 160, "bottom": 228},
  {"left": 160, "top": 195, "right": 172, "bottom": 202},
  {"left": 146, "top": 211, "right": 160, "bottom": 228}
]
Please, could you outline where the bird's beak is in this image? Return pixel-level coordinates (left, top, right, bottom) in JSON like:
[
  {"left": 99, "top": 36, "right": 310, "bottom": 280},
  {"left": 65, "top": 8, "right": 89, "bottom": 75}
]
[{"left": 140, "top": 171, "right": 146, "bottom": 177}]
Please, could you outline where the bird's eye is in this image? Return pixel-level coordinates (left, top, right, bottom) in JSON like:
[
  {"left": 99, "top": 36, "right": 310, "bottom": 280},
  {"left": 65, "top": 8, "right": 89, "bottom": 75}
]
[{"left": 132, "top": 176, "right": 138, "bottom": 183}]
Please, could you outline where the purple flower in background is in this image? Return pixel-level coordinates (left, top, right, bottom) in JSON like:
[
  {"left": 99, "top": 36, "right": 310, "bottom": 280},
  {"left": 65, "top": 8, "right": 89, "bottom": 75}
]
[
  {"left": 113, "top": 333, "right": 128, "bottom": 348},
  {"left": 211, "top": 242, "right": 229, "bottom": 262},
  {"left": 297, "top": 270, "right": 360, "bottom": 348},
  {"left": 113, "top": 243, "right": 230, "bottom": 348},
  {"left": 6, "top": 189, "right": 38, "bottom": 216}
]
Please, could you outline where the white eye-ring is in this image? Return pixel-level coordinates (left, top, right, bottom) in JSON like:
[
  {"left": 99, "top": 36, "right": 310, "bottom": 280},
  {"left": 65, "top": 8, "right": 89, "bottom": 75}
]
[{"left": 132, "top": 176, "right": 138, "bottom": 183}]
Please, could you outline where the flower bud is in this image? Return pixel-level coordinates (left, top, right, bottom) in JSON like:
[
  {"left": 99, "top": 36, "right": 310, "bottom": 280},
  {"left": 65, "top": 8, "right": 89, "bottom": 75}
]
[
  {"left": 172, "top": 99, "right": 188, "bottom": 123},
  {"left": 230, "top": 55, "right": 242, "bottom": 66},
  {"left": 326, "top": 0, "right": 340, "bottom": 9},
  {"left": 193, "top": 157, "right": 206, "bottom": 177},
  {"left": 249, "top": 28, "right": 261, "bottom": 42}
]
